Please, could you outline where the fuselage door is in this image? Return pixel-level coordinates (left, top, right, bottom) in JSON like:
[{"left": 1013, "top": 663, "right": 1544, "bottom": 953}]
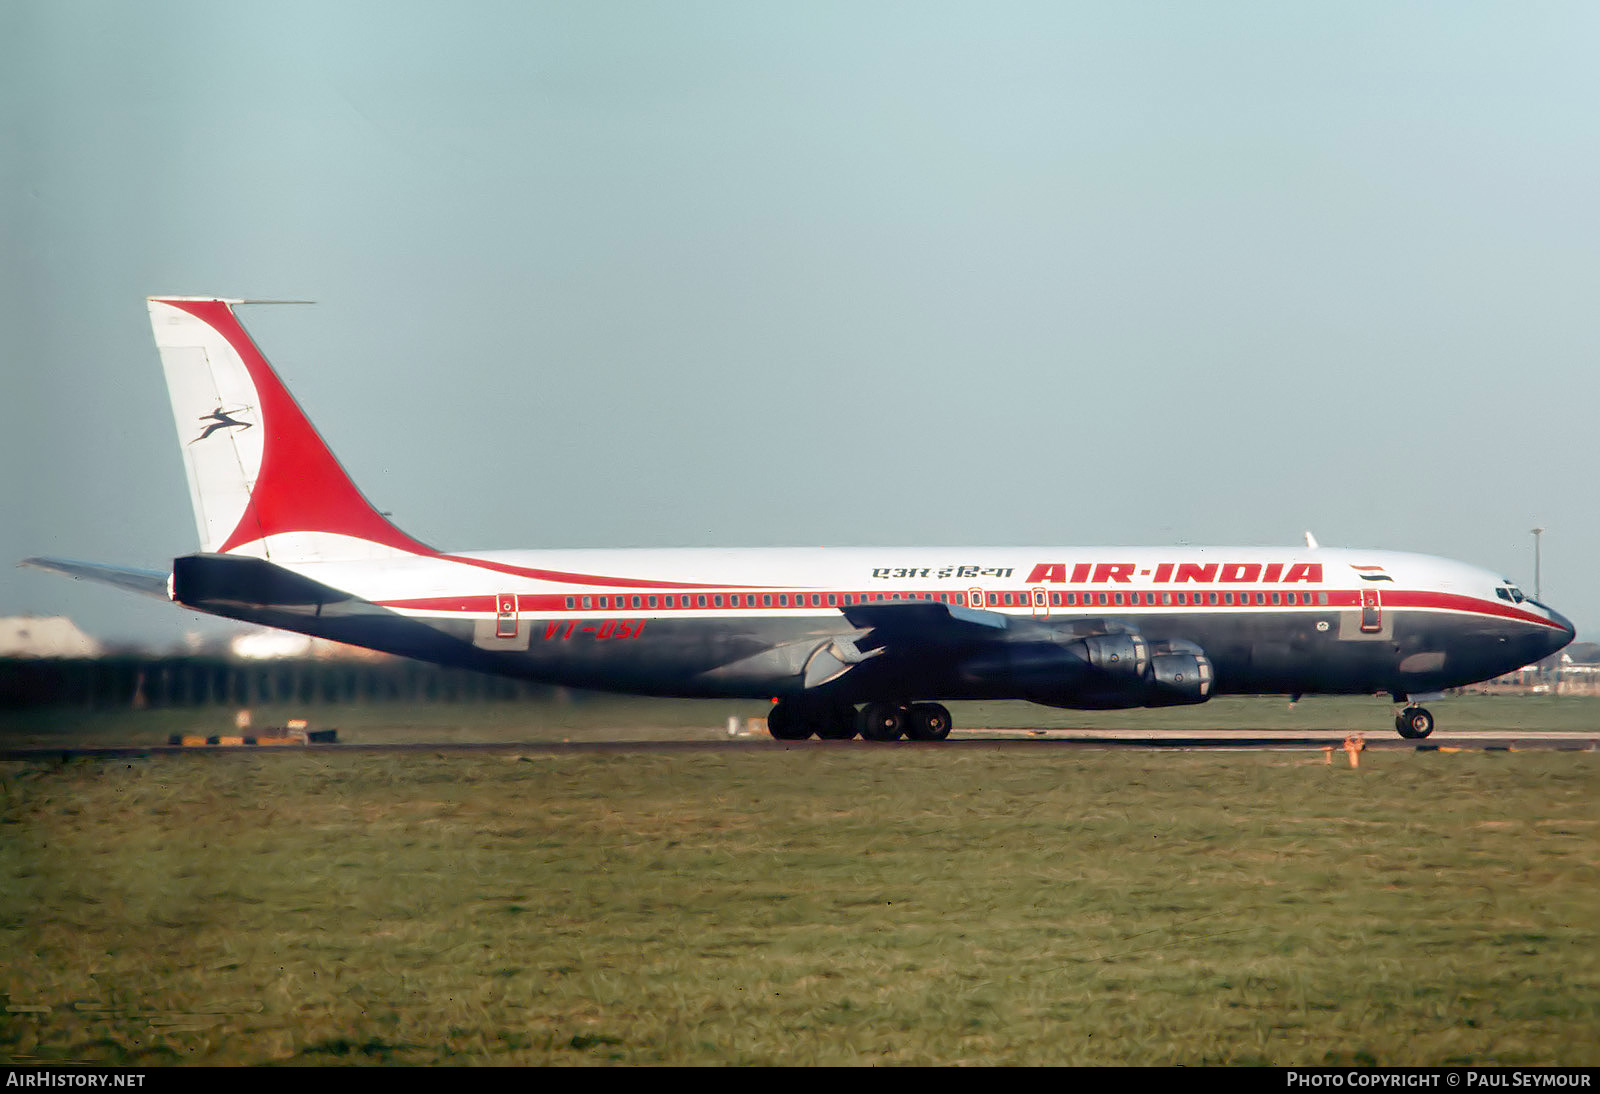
[
  {"left": 1031, "top": 586, "right": 1049, "bottom": 620},
  {"left": 968, "top": 587, "right": 985, "bottom": 611},
  {"left": 495, "top": 593, "right": 520, "bottom": 638},
  {"left": 1360, "top": 587, "right": 1382, "bottom": 633}
]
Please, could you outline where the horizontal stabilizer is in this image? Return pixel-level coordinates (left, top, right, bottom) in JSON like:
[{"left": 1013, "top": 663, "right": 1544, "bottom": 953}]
[
  {"left": 20, "top": 557, "right": 171, "bottom": 599},
  {"left": 170, "top": 553, "right": 354, "bottom": 610}
]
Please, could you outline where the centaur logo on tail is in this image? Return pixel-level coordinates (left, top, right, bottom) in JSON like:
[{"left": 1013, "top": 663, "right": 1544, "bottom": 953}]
[
  {"left": 191, "top": 406, "right": 253, "bottom": 444},
  {"left": 23, "top": 297, "right": 1575, "bottom": 741}
]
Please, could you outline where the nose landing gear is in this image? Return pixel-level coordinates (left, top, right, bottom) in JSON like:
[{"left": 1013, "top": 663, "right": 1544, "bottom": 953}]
[{"left": 1395, "top": 705, "right": 1435, "bottom": 739}]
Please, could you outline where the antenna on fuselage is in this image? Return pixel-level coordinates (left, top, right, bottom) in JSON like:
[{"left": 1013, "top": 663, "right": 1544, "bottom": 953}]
[{"left": 1304, "top": 531, "right": 1320, "bottom": 549}]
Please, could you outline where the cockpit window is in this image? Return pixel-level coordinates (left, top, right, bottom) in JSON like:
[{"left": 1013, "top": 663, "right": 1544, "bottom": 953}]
[{"left": 1497, "top": 583, "right": 1525, "bottom": 604}]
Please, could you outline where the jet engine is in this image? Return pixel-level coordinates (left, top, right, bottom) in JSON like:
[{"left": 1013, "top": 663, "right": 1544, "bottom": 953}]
[
  {"left": 958, "top": 632, "right": 1212, "bottom": 710},
  {"left": 1142, "top": 639, "right": 1215, "bottom": 707}
]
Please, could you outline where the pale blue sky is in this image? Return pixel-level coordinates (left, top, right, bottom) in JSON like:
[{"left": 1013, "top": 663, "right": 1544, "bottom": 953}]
[{"left": 5, "top": 1, "right": 1597, "bottom": 645}]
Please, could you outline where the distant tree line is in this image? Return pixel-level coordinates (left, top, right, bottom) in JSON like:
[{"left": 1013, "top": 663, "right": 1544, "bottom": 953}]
[{"left": 0, "top": 656, "right": 558, "bottom": 709}]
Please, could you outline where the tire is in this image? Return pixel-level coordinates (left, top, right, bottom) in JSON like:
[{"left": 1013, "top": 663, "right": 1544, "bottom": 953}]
[
  {"left": 906, "top": 702, "right": 953, "bottom": 741},
  {"left": 857, "top": 702, "right": 905, "bottom": 741},
  {"left": 766, "top": 701, "right": 812, "bottom": 741},
  {"left": 1396, "top": 707, "right": 1435, "bottom": 739},
  {"left": 815, "top": 702, "right": 859, "bottom": 740}
]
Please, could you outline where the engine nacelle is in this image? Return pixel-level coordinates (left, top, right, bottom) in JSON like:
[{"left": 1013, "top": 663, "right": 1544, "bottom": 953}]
[
  {"left": 957, "top": 633, "right": 1211, "bottom": 710},
  {"left": 1143, "top": 639, "right": 1214, "bottom": 707},
  {"left": 1077, "top": 633, "right": 1148, "bottom": 678}
]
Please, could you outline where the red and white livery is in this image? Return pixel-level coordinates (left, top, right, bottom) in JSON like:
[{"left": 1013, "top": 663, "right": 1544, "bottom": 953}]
[{"left": 25, "top": 298, "right": 1575, "bottom": 740}]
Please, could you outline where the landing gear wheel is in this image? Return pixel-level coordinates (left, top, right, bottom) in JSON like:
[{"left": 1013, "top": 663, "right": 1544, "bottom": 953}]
[
  {"left": 857, "top": 702, "right": 906, "bottom": 741},
  {"left": 814, "top": 702, "right": 859, "bottom": 740},
  {"left": 1396, "top": 706, "right": 1435, "bottom": 739},
  {"left": 906, "top": 702, "right": 953, "bottom": 741},
  {"left": 766, "top": 701, "right": 812, "bottom": 741}
]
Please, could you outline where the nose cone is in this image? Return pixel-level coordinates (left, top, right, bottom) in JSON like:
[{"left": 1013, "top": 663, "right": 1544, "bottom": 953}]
[{"left": 1543, "top": 606, "right": 1577, "bottom": 657}]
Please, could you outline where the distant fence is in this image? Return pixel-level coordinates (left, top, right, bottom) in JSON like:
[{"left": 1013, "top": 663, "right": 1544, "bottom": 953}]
[
  {"left": 0, "top": 657, "right": 558, "bottom": 709},
  {"left": 1470, "top": 676, "right": 1600, "bottom": 697}
]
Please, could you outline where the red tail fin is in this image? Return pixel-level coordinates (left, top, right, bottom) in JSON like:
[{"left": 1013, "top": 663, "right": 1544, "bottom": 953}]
[{"left": 150, "top": 297, "right": 434, "bottom": 561}]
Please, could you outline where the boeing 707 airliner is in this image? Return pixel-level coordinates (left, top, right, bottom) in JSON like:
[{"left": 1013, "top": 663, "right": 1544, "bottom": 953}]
[{"left": 24, "top": 298, "right": 1575, "bottom": 740}]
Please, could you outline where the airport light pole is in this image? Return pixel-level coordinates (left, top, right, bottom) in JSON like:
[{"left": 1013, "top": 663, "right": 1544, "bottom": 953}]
[
  {"left": 1531, "top": 526, "right": 1552, "bottom": 688},
  {"left": 1531, "top": 526, "right": 1544, "bottom": 603}
]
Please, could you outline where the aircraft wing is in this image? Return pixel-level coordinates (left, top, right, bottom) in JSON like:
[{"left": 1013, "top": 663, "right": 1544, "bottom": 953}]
[
  {"left": 840, "top": 598, "right": 1010, "bottom": 640},
  {"left": 815, "top": 597, "right": 1199, "bottom": 707},
  {"left": 20, "top": 557, "right": 171, "bottom": 599},
  {"left": 787, "top": 600, "right": 1014, "bottom": 687},
  {"left": 840, "top": 598, "right": 1141, "bottom": 647}
]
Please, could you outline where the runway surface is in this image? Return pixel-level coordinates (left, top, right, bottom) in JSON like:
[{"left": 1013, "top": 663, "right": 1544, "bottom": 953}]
[{"left": 3, "top": 728, "right": 1596, "bottom": 760}]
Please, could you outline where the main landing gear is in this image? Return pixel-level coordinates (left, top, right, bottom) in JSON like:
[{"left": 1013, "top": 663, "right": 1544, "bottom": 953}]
[
  {"left": 766, "top": 698, "right": 954, "bottom": 742},
  {"left": 1394, "top": 705, "right": 1435, "bottom": 739}
]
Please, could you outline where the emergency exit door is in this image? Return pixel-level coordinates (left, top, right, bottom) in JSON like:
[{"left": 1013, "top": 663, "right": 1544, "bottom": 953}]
[
  {"left": 1360, "top": 587, "right": 1382, "bottom": 633},
  {"left": 495, "top": 594, "right": 519, "bottom": 638}
]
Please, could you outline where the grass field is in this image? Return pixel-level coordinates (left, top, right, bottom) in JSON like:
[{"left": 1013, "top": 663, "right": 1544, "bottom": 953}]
[
  {"left": 1, "top": 697, "right": 1597, "bottom": 1065},
  {"left": 5, "top": 690, "right": 1600, "bottom": 748}
]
